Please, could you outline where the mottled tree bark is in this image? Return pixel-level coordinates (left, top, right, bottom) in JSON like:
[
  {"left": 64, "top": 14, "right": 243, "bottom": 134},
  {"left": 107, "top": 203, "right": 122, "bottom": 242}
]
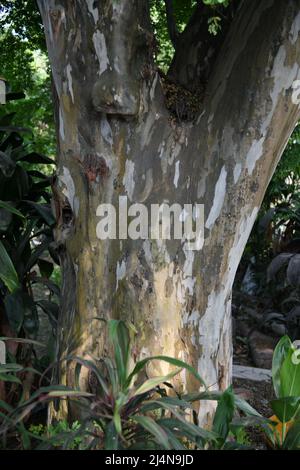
[{"left": 38, "top": 0, "right": 300, "bottom": 426}]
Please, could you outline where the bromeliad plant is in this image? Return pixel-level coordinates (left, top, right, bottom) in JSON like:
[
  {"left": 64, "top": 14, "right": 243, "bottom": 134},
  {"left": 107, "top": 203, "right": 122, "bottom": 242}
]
[
  {"left": 48, "top": 320, "right": 219, "bottom": 450},
  {"left": 0, "top": 320, "right": 257, "bottom": 450},
  {"left": 0, "top": 358, "right": 92, "bottom": 450},
  {"left": 3, "top": 324, "right": 299, "bottom": 450}
]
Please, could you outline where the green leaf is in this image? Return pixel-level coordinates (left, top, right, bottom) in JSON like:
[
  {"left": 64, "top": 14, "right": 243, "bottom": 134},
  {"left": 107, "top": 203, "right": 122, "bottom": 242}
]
[
  {"left": 0, "top": 240, "right": 19, "bottom": 292},
  {"left": 24, "top": 239, "right": 51, "bottom": 273},
  {"left": 108, "top": 320, "right": 130, "bottom": 389},
  {"left": 133, "top": 415, "right": 171, "bottom": 450},
  {"left": 234, "top": 395, "right": 262, "bottom": 417},
  {"left": 0, "top": 113, "right": 16, "bottom": 127},
  {"left": 4, "top": 289, "right": 25, "bottom": 333},
  {"left": 203, "top": 0, "right": 229, "bottom": 4},
  {"left": 283, "top": 422, "right": 300, "bottom": 449},
  {"left": 32, "top": 277, "right": 60, "bottom": 297},
  {"left": 5, "top": 92, "right": 26, "bottom": 102},
  {"left": 133, "top": 368, "right": 182, "bottom": 397},
  {"left": 36, "top": 300, "right": 58, "bottom": 329},
  {"left": 183, "top": 390, "right": 223, "bottom": 402},
  {"left": 280, "top": 344, "right": 300, "bottom": 397},
  {"left": 0, "top": 150, "right": 15, "bottom": 177},
  {"left": 127, "top": 355, "right": 206, "bottom": 389},
  {"left": 0, "top": 337, "right": 45, "bottom": 348},
  {"left": 0, "top": 373, "right": 21, "bottom": 384},
  {"left": 104, "top": 422, "right": 119, "bottom": 450},
  {"left": 160, "top": 426, "right": 187, "bottom": 450},
  {"left": 141, "top": 396, "right": 192, "bottom": 413},
  {"left": 18, "top": 152, "right": 55, "bottom": 165},
  {"left": 271, "top": 397, "right": 300, "bottom": 423},
  {"left": 154, "top": 399, "right": 219, "bottom": 443},
  {"left": 113, "top": 392, "right": 128, "bottom": 435},
  {"left": 103, "top": 357, "right": 118, "bottom": 396},
  {"left": 0, "top": 206, "right": 12, "bottom": 231},
  {"left": 71, "top": 357, "right": 110, "bottom": 396},
  {"left": 37, "top": 259, "right": 54, "bottom": 278},
  {"left": 183, "top": 389, "right": 262, "bottom": 419},
  {"left": 0, "top": 363, "right": 23, "bottom": 374},
  {"left": 14, "top": 165, "right": 29, "bottom": 199},
  {"left": 4, "top": 290, "right": 39, "bottom": 335},
  {"left": 157, "top": 417, "right": 217, "bottom": 446},
  {"left": 212, "top": 386, "right": 235, "bottom": 442},
  {"left": 47, "top": 390, "right": 93, "bottom": 398},
  {"left": 272, "top": 335, "right": 292, "bottom": 398},
  {"left": 25, "top": 201, "right": 55, "bottom": 227},
  {"left": 0, "top": 200, "right": 24, "bottom": 218}
]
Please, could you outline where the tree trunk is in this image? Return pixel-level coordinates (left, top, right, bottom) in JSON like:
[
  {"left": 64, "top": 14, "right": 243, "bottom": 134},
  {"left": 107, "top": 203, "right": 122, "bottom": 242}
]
[{"left": 38, "top": 0, "right": 300, "bottom": 426}]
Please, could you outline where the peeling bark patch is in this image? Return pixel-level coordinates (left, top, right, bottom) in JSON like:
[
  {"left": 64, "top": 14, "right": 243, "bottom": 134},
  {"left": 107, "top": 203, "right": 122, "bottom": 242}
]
[
  {"left": 270, "top": 45, "right": 300, "bottom": 106},
  {"left": 290, "top": 11, "right": 300, "bottom": 45},
  {"left": 100, "top": 116, "right": 113, "bottom": 146},
  {"left": 60, "top": 167, "right": 76, "bottom": 211},
  {"left": 0, "top": 341, "right": 6, "bottom": 364},
  {"left": 143, "top": 240, "right": 153, "bottom": 268},
  {"left": 83, "top": 154, "right": 109, "bottom": 182},
  {"left": 140, "top": 111, "right": 156, "bottom": 149},
  {"left": 116, "top": 260, "right": 126, "bottom": 291},
  {"left": 86, "top": 0, "right": 99, "bottom": 24},
  {"left": 173, "top": 161, "right": 180, "bottom": 188},
  {"left": 150, "top": 73, "right": 158, "bottom": 100},
  {"left": 197, "top": 206, "right": 258, "bottom": 422},
  {"left": 197, "top": 290, "right": 232, "bottom": 426},
  {"left": 183, "top": 309, "right": 200, "bottom": 328},
  {"left": 245, "top": 138, "right": 264, "bottom": 176},
  {"left": 233, "top": 163, "right": 242, "bottom": 184},
  {"left": 66, "top": 64, "right": 74, "bottom": 103},
  {"left": 49, "top": 6, "right": 66, "bottom": 40},
  {"left": 59, "top": 108, "right": 65, "bottom": 141},
  {"left": 93, "top": 31, "right": 109, "bottom": 76},
  {"left": 123, "top": 160, "right": 135, "bottom": 201},
  {"left": 164, "top": 277, "right": 174, "bottom": 298},
  {"left": 176, "top": 244, "right": 196, "bottom": 305},
  {"left": 205, "top": 166, "right": 227, "bottom": 229},
  {"left": 139, "top": 169, "right": 153, "bottom": 202}
]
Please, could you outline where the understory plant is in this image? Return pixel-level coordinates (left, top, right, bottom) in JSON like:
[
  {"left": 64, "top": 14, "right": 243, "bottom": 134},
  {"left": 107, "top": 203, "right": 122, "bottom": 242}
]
[
  {"left": 0, "top": 319, "right": 260, "bottom": 450},
  {"left": 1, "top": 323, "right": 299, "bottom": 450},
  {"left": 0, "top": 88, "right": 60, "bottom": 406}
]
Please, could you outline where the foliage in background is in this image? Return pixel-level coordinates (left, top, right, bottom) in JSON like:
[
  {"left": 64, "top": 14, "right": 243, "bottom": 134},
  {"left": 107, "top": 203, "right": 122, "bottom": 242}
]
[
  {"left": 150, "top": 1, "right": 196, "bottom": 72},
  {"left": 0, "top": 91, "right": 59, "bottom": 408},
  {"left": 1, "top": 323, "right": 299, "bottom": 450},
  {"left": 0, "top": 0, "right": 233, "bottom": 146},
  {"left": 150, "top": 0, "right": 232, "bottom": 71},
  {"left": 0, "top": 1, "right": 55, "bottom": 156},
  {"left": 0, "top": 319, "right": 263, "bottom": 450}
]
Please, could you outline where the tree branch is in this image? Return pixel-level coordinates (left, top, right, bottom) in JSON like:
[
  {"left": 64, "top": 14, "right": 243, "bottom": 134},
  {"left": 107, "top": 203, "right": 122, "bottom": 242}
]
[
  {"left": 164, "top": 0, "right": 179, "bottom": 48},
  {"left": 167, "top": 1, "right": 239, "bottom": 90}
]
